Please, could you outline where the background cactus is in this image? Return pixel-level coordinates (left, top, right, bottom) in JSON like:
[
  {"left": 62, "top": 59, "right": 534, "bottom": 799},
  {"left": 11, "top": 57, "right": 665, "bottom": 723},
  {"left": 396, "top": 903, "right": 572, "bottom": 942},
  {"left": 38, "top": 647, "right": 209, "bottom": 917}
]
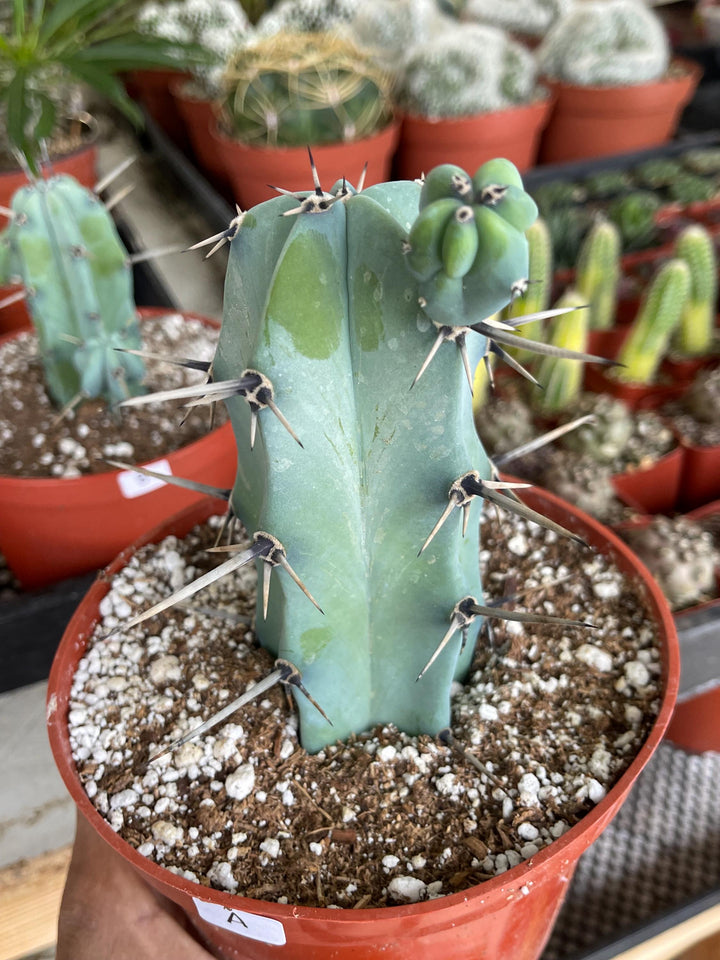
[
  {"left": 397, "top": 23, "right": 539, "bottom": 119},
  {"left": 463, "top": 0, "right": 572, "bottom": 39},
  {"left": 672, "top": 224, "right": 718, "bottom": 357},
  {"left": 536, "top": 0, "right": 670, "bottom": 87},
  {"left": 255, "top": 0, "right": 361, "bottom": 34},
  {"left": 575, "top": 218, "right": 621, "bottom": 331},
  {"left": 531, "top": 290, "right": 588, "bottom": 415},
  {"left": 504, "top": 217, "right": 552, "bottom": 347},
  {"left": 122, "top": 159, "right": 597, "bottom": 755},
  {"left": 348, "top": 0, "right": 450, "bottom": 72},
  {"left": 137, "top": 0, "right": 252, "bottom": 96},
  {"left": 0, "top": 175, "right": 145, "bottom": 408},
  {"left": 221, "top": 31, "right": 393, "bottom": 146},
  {"left": 615, "top": 259, "right": 691, "bottom": 384}
]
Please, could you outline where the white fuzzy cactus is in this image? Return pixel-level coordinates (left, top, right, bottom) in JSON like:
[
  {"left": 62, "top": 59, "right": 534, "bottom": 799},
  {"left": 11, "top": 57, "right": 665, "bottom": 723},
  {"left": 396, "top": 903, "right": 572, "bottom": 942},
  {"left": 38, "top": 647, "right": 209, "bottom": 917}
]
[
  {"left": 398, "top": 23, "right": 538, "bottom": 119},
  {"left": 536, "top": 0, "right": 670, "bottom": 87},
  {"left": 138, "top": 0, "right": 251, "bottom": 93},
  {"left": 464, "top": 0, "right": 573, "bottom": 40},
  {"left": 256, "top": 0, "right": 362, "bottom": 35},
  {"left": 348, "top": 0, "right": 451, "bottom": 69}
]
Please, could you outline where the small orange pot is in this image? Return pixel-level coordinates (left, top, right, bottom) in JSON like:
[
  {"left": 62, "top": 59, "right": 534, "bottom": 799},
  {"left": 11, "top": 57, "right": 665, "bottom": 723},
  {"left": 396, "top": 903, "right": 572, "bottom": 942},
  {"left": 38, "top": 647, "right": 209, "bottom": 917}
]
[
  {"left": 395, "top": 96, "right": 553, "bottom": 181},
  {"left": 0, "top": 139, "right": 97, "bottom": 210},
  {"left": 0, "top": 309, "right": 236, "bottom": 589},
  {"left": 47, "top": 488, "right": 679, "bottom": 960},
  {"left": 126, "top": 69, "right": 192, "bottom": 148},
  {"left": 212, "top": 119, "right": 401, "bottom": 209},
  {"left": 169, "top": 81, "right": 230, "bottom": 192},
  {"left": 538, "top": 60, "right": 702, "bottom": 164}
]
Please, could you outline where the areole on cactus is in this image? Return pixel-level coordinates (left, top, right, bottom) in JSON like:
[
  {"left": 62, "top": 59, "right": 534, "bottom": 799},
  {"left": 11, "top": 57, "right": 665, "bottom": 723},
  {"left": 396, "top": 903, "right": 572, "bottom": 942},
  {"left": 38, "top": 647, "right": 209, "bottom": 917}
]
[{"left": 119, "top": 157, "right": 608, "bottom": 755}]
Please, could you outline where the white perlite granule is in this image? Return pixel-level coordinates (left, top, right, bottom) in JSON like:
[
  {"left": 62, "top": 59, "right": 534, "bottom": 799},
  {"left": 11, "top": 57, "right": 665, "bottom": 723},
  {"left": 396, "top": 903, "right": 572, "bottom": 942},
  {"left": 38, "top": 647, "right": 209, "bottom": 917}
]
[{"left": 66, "top": 512, "right": 662, "bottom": 907}]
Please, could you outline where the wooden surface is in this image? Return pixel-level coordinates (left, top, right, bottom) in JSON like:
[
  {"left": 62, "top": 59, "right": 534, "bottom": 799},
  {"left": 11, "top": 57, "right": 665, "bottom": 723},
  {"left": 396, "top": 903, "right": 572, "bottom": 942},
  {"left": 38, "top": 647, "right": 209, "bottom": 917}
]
[
  {"left": 610, "top": 903, "right": 720, "bottom": 960},
  {"left": 0, "top": 846, "right": 70, "bottom": 960}
]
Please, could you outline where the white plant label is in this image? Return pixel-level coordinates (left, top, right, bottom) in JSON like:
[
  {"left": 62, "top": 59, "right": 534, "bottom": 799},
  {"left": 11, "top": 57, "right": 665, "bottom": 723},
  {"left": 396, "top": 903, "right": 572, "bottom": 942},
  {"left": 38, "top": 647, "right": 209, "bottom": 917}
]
[
  {"left": 117, "top": 459, "right": 172, "bottom": 499},
  {"left": 193, "top": 898, "right": 287, "bottom": 945}
]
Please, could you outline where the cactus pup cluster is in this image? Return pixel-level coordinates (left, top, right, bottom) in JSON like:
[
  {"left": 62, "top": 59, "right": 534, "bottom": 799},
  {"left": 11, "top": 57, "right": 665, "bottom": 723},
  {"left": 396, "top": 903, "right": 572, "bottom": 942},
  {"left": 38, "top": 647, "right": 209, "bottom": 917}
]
[
  {"left": 117, "top": 157, "right": 606, "bottom": 755},
  {"left": 0, "top": 170, "right": 146, "bottom": 408}
]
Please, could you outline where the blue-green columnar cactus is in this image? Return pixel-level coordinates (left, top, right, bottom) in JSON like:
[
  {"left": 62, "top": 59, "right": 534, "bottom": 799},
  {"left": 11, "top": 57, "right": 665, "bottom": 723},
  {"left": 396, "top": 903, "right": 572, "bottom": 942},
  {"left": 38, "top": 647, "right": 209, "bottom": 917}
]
[
  {"left": 0, "top": 175, "right": 145, "bottom": 408},
  {"left": 121, "top": 158, "right": 598, "bottom": 755}
]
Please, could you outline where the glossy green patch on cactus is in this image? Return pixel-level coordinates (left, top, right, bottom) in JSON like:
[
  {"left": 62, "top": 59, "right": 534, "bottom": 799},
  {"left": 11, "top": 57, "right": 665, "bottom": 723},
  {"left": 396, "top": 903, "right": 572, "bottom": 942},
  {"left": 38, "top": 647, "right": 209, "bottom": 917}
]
[
  {"left": 0, "top": 175, "right": 144, "bottom": 407},
  {"left": 213, "top": 164, "right": 533, "bottom": 752}
]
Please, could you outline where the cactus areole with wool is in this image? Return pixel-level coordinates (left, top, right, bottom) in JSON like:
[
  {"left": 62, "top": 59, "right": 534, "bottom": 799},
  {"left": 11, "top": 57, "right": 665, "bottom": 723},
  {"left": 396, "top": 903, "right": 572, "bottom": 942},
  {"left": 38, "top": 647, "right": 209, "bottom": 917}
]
[
  {"left": 0, "top": 175, "right": 145, "bottom": 408},
  {"left": 211, "top": 159, "right": 537, "bottom": 752}
]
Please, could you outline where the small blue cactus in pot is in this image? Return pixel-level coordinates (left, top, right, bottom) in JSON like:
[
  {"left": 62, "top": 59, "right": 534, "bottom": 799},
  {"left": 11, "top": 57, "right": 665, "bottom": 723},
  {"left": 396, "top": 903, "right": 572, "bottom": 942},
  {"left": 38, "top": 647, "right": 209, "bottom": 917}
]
[
  {"left": 119, "top": 157, "right": 606, "bottom": 754},
  {"left": 0, "top": 172, "right": 146, "bottom": 408}
]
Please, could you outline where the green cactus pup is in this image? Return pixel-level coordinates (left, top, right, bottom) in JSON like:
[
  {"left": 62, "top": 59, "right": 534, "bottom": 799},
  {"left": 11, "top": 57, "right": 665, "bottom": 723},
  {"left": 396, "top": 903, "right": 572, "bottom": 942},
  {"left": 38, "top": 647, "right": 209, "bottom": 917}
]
[
  {"left": 120, "top": 158, "right": 597, "bottom": 754},
  {"left": 0, "top": 174, "right": 145, "bottom": 408},
  {"left": 672, "top": 225, "right": 718, "bottom": 357},
  {"left": 575, "top": 218, "right": 621, "bottom": 331},
  {"left": 615, "top": 259, "right": 691, "bottom": 384}
]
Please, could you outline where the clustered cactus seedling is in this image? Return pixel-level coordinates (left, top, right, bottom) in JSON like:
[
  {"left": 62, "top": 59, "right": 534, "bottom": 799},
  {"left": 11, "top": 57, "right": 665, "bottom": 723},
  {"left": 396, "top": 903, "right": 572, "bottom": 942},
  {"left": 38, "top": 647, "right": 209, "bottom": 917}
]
[
  {"left": 118, "top": 157, "right": 603, "bottom": 754},
  {"left": 397, "top": 23, "right": 538, "bottom": 119},
  {"left": 0, "top": 173, "right": 146, "bottom": 408},
  {"left": 536, "top": 0, "right": 670, "bottom": 87},
  {"left": 221, "top": 31, "right": 393, "bottom": 146}
]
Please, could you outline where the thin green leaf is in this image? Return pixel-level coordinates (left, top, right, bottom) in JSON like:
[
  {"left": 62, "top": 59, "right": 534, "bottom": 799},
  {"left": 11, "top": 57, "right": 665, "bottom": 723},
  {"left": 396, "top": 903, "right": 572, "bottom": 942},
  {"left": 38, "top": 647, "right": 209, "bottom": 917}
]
[
  {"left": 33, "top": 91, "right": 56, "bottom": 142},
  {"left": 12, "top": 0, "right": 25, "bottom": 37}
]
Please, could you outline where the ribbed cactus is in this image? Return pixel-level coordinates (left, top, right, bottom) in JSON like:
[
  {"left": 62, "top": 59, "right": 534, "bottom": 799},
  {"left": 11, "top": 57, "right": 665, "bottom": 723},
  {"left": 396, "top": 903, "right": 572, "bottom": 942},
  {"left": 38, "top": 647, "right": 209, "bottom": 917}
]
[
  {"left": 397, "top": 23, "right": 538, "bottom": 119},
  {"left": 504, "top": 217, "right": 552, "bottom": 346},
  {"left": 221, "top": 31, "right": 393, "bottom": 146},
  {"left": 536, "top": 0, "right": 670, "bottom": 87},
  {"left": 673, "top": 225, "right": 718, "bottom": 357},
  {"left": 0, "top": 175, "right": 145, "bottom": 408},
  {"left": 575, "top": 218, "right": 621, "bottom": 331},
  {"left": 615, "top": 259, "right": 691, "bottom": 384},
  {"left": 532, "top": 290, "right": 588, "bottom": 414},
  {"left": 121, "top": 158, "right": 597, "bottom": 755}
]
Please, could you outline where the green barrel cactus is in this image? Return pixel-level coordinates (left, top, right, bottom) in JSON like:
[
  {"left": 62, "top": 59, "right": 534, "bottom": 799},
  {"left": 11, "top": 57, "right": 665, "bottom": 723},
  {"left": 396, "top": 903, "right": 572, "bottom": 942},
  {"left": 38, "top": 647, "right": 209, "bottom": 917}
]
[
  {"left": 0, "top": 174, "right": 145, "bottom": 408},
  {"left": 221, "top": 31, "right": 393, "bottom": 147},
  {"left": 122, "top": 158, "right": 597, "bottom": 755}
]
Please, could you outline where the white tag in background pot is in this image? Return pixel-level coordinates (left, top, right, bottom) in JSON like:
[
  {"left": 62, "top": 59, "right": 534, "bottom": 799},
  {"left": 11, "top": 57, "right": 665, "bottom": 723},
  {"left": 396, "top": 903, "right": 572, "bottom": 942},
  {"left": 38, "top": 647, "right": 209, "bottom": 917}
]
[
  {"left": 117, "top": 459, "right": 172, "bottom": 499},
  {"left": 193, "top": 898, "right": 287, "bottom": 945}
]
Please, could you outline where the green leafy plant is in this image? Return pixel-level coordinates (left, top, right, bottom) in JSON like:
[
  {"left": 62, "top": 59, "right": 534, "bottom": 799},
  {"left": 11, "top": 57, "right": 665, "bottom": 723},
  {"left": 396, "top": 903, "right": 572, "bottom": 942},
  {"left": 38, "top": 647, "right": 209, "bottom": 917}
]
[
  {"left": 117, "top": 157, "right": 602, "bottom": 754},
  {"left": 221, "top": 30, "right": 393, "bottom": 146},
  {"left": 0, "top": 0, "right": 211, "bottom": 170},
  {"left": 0, "top": 172, "right": 146, "bottom": 407}
]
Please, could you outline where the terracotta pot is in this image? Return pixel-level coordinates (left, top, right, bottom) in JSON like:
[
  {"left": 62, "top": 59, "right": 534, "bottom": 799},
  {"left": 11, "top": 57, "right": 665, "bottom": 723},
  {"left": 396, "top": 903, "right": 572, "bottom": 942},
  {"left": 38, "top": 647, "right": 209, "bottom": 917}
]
[
  {"left": 126, "top": 69, "right": 192, "bottom": 148},
  {"left": 47, "top": 488, "right": 679, "bottom": 960},
  {"left": 677, "top": 435, "right": 720, "bottom": 511},
  {"left": 212, "top": 119, "right": 400, "bottom": 210},
  {"left": 395, "top": 96, "right": 553, "bottom": 181},
  {"left": 538, "top": 60, "right": 702, "bottom": 164},
  {"left": 584, "top": 362, "right": 690, "bottom": 411},
  {"left": 611, "top": 446, "right": 685, "bottom": 515},
  {"left": 0, "top": 283, "right": 32, "bottom": 335},
  {"left": 0, "top": 138, "right": 97, "bottom": 209},
  {"left": 169, "top": 81, "right": 231, "bottom": 192},
  {"left": 0, "top": 309, "right": 236, "bottom": 589}
]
